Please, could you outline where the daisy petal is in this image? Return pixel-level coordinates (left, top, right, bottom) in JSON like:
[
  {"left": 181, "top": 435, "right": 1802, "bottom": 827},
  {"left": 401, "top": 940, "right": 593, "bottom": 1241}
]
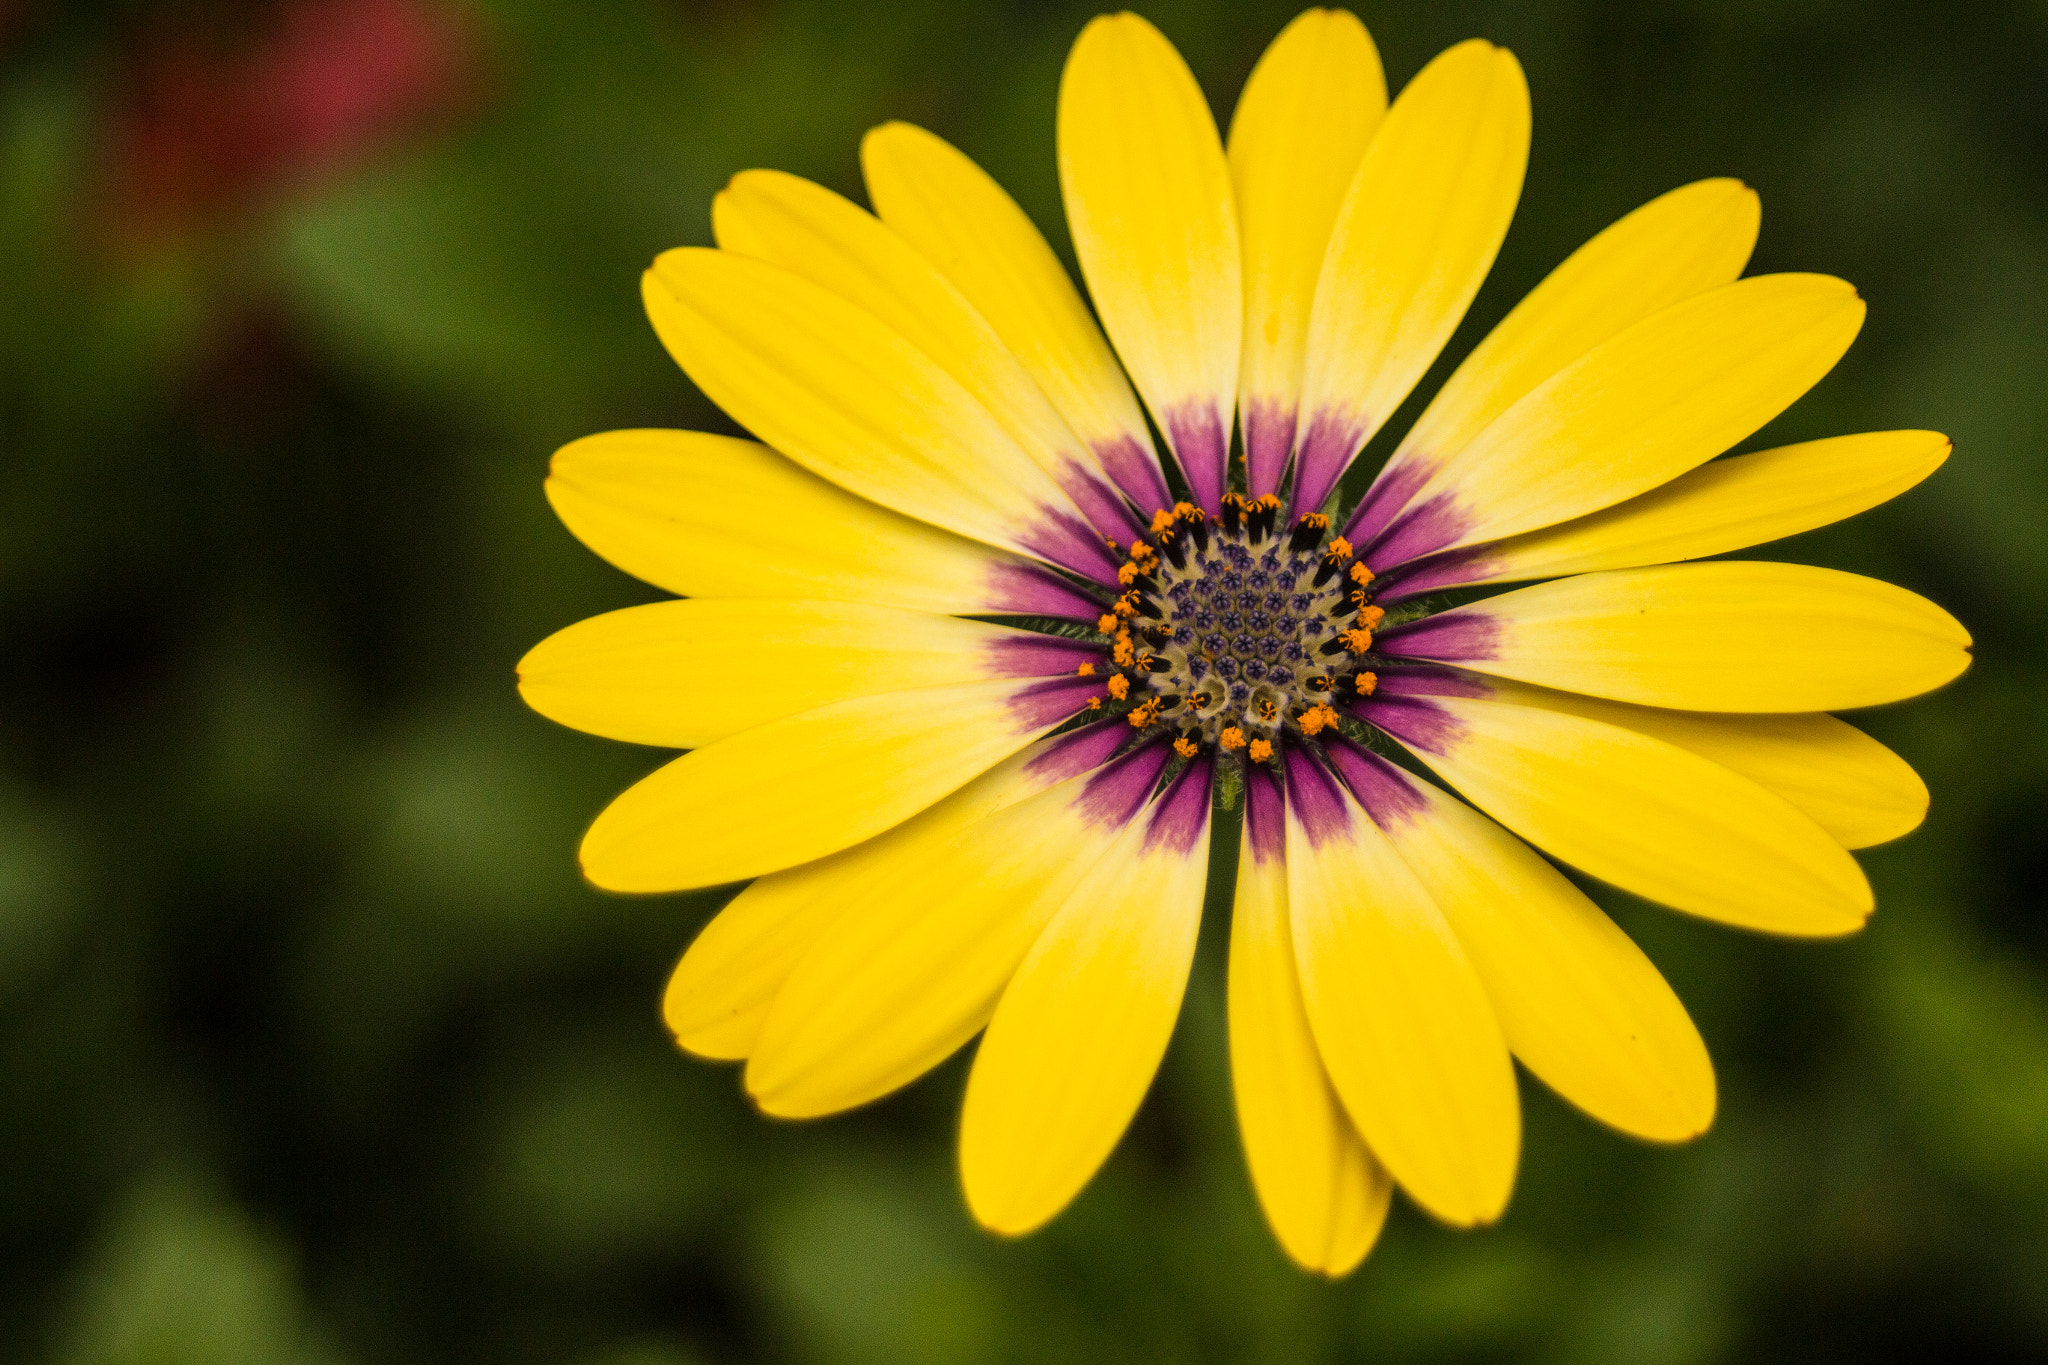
[
  {"left": 1230, "top": 765, "right": 1392, "bottom": 1276},
  {"left": 1329, "top": 745, "right": 1714, "bottom": 1143},
  {"left": 1361, "top": 274, "right": 1866, "bottom": 566},
  {"left": 1284, "top": 754, "right": 1519, "bottom": 1228},
  {"left": 662, "top": 725, "right": 1130, "bottom": 1059},
  {"left": 1465, "top": 679, "right": 1929, "bottom": 849},
  {"left": 1365, "top": 686, "right": 1872, "bottom": 936},
  {"left": 1384, "top": 561, "right": 1972, "bottom": 712},
  {"left": 517, "top": 599, "right": 1094, "bottom": 750},
  {"left": 960, "top": 762, "right": 1213, "bottom": 1236},
  {"left": 579, "top": 675, "right": 1095, "bottom": 892},
  {"left": 546, "top": 430, "right": 1095, "bottom": 617},
  {"left": 1351, "top": 179, "right": 1758, "bottom": 546},
  {"left": 1387, "top": 429, "right": 1951, "bottom": 599},
  {"left": 1227, "top": 8, "right": 1386, "bottom": 500},
  {"left": 712, "top": 170, "right": 1143, "bottom": 541},
  {"left": 644, "top": 250, "right": 1118, "bottom": 581},
  {"left": 861, "top": 121, "right": 1172, "bottom": 516},
  {"left": 748, "top": 743, "right": 1170, "bottom": 1118},
  {"left": 1290, "top": 40, "right": 1529, "bottom": 517},
  {"left": 1058, "top": 12, "right": 1240, "bottom": 511}
]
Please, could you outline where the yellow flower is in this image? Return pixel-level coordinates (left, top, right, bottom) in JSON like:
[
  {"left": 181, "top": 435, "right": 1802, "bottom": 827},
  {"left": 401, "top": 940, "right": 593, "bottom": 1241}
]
[{"left": 517, "top": 9, "right": 1972, "bottom": 1275}]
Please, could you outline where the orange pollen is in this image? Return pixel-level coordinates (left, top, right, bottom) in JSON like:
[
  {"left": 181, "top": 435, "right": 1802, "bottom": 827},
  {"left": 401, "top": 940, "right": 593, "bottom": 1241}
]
[
  {"left": 1086, "top": 697, "right": 1103, "bottom": 711},
  {"left": 1254, "top": 494, "right": 1283, "bottom": 512},
  {"left": 1104, "top": 538, "right": 1120, "bottom": 553},
  {"left": 1112, "top": 634, "right": 1135, "bottom": 667},
  {"left": 1325, "top": 536, "right": 1353, "bottom": 561},
  {"left": 1076, "top": 663, "right": 1096, "bottom": 677},
  {"left": 1296, "top": 704, "right": 1339, "bottom": 736},
  {"left": 1349, "top": 587, "right": 1373, "bottom": 610},
  {"left": 1117, "top": 562, "right": 1141, "bottom": 585},
  {"left": 1128, "top": 700, "right": 1160, "bottom": 728},
  {"left": 1219, "top": 726, "right": 1247, "bottom": 752},
  {"left": 1096, "top": 613, "right": 1118, "bottom": 633},
  {"left": 1349, "top": 562, "right": 1374, "bottom": 585},
  {"left": 1354, "top": 671, "right": 1378, "bottom": 696},
  {"left": 1299, "top": 512, "right": 1329, "bottom": 531},
  {"left": 1149, "top": 508, "right": 1176, "bottom": 534},
  {"left": 1247, "top": 738, "right": 1273, "bottom": 763},
  {"left": 1359, "top": 605, "right": 1385, "bottom": 629},
  {"left": 1173, "top": 737, "right": 1199, "bottom": 758},
  {"left": 1340, "top": 628, "right": 1374, "bottom": 653},
  {"left": 1106, "top": 673, "right": 1130, "bottom": 701}
]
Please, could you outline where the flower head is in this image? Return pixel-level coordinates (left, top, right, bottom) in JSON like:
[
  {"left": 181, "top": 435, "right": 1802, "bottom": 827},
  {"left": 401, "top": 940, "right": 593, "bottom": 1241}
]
[{"left": 518, "top": 9, "right": 1970, "bottom": 1274}]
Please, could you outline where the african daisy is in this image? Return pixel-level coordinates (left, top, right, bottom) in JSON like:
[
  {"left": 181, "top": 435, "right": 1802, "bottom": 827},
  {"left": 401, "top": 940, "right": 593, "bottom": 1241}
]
[{"left": 518, "top": 9, "right": 1971, "bottom": 1274}]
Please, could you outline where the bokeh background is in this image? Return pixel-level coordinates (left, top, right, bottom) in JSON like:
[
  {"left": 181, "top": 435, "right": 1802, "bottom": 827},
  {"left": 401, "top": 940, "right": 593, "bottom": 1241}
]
[{"left": 3, "top": 0, "right": 2046, "bottom": 1361}]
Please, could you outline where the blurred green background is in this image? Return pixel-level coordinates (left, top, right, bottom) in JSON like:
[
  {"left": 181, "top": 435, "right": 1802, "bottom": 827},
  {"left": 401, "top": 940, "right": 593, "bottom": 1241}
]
[{"left": 3, "top": 0, "right": 2046, "bottom": 1361}]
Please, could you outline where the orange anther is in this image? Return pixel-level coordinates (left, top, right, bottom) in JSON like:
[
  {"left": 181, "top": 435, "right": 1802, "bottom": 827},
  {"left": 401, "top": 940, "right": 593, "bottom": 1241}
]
[
  {"left": 1219, "top": 726, "right": 1247, "bottom": 752},
  {"left": 1086, "top": 696, "right": 1103, "bottom": 711},
  {"left": 1349, "top": 561, "right": 1374, "bottom": 585},
  {"left": 1247, "top": 738, "right": 1273, "bottom": 763},
  {"left": 1173, "top": 737, "right": 1199, "bottom": 759},
  {"left": 1096, "top": 613, "right": 1119, "bottom": 633},
  {"left": 1117, "top": 562, "right": 1140, "bottom": 585},
  {"left": 1150, "top": 508, "right": 1176, "bottom": 534},
  {"left": 1325, "top": 536, "right": 1353, "bottom": 560},
  {"left": 1128, "top": 700, "right": 1160, "bottom": 728},
  {"left": 1076, "top": 662, "right": 1096, "bottom": 677},
  {"left": 1340, "top": 628, "right": 1374, "bottom": 653},
  {"left": 1359, "top": 605, "right": 1385, "bottom": 629},
  {"left": 1106, "top": 673, "right": 1130, "bottom": 701},
  {"left": 1354, "top": 671, "right": 1378, "bottom": 696}
]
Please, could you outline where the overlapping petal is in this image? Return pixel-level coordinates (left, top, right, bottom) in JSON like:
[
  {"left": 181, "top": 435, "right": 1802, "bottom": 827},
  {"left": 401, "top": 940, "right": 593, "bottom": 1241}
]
[
  {"left": 1230, "top": 766, "right": 1392, "bottom": 1275},
  {"left": 1358, "top": 274, "right": 1867, "bottom": 567},
  {"left": 960, "top": 762, "right": 1213, "bottom": 1235},
  {"left": 580, "top": 675, "right": 1096, "bottom": 892},
  {"left": 1329, "top": 746, "right": 1715, "bottom": 1142},
  {"left": 1227, "top": 8, "right": 1385, "bottom": 499},
  {"left": 746, "top": 741, "right": 1158, "bottom": 1118},
  {"left": 1364, "top": 683, "right": 1873, "bottom": 935},
  {"left": 1059, "top": 12, "right": 1241, "bottom": 511},
  {"left": 861, "top": 121, "right": 1173, "bottom": 515},
  {"left": 643, "top": 249, "right": 1117, "bottom": 580},
  {"left": 1289, "top": 39, "right": 1530, "bottom": 517},
  {"left": 1283, "top": 753, "right": 1520, "bottom": 1227},
  {"left": 712, "top": 169, "right": 1143, "bottom": 541},
  {"left": 1350, "top": 178, "right": 1758, "bottom": 547}
]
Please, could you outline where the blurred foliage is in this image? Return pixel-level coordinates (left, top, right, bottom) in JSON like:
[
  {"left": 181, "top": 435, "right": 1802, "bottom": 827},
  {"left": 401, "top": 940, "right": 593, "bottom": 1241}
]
[{"left": 1, "top": 0, "right": 2046, "bottom": 1361}]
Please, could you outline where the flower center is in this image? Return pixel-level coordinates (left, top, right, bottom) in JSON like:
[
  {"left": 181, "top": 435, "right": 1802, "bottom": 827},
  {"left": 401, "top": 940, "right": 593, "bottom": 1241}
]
[{"left": 1090, "top": 494, "right": 1383, "bottom": 760}]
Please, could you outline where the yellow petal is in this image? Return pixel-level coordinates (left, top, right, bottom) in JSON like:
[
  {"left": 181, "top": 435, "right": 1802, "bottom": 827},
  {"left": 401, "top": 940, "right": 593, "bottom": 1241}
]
[
  {"left": 960, "top": 764, "right": 1214, "bottom": 1235},
  {"left": 712, "top": 170, "right": 1143, "bottom": 539},
  {"left": 1370, "top": 688, "right": 1872, "bottom": 935},
  {"left": 661, "top": 733, "right": 1119, "bottom": 1059},
  {"left": 643, "top": 250, "right": 1116, "bottom": 580},
  {"left": 1226, "top": 8, "right": 1385, "bottom": 498},
  {"left": 1290, "top": 40, "right": 1529, "bottom": 516},
  {"left": 1353, "top": 179, "right": 1758, "bottom": 545},
  {"left": 518, "top": 599, "right": 1090, "bottom": 750},
  {"left": 580, "top": 675, "right": 1093, "bottom": 892},
  {"left": 860, "top": 121, "right": 1172, "bottom": 514},
  {"left": 1351, "top": 751, "right": 1714, "bottom": 1142},
  {"left": 1283, "top": 755, "right": 1519, "bottom": 1227},
  {"left": 748, "top": 752, "right": 1150, "bottom": 1117},
  {"left": 1058, "top": 12, "right": 1240, "bottom": 510},
  {"left": 546, "top": 429, "right": 1073, "bottom": 616},
  {"left": 1229, "top": 766, "right": 1391, "bottom": 1276},
  {"left": 1365, "top": 274, "right": 1866, "bottom": 564},
  {"left": 1475, "top": 679, "right": 1929, "bottom": 849},
  {"left": 1396, "top": 430, "right": 1951, "bottom": 597},
  {"left": 1388, "top": 561, "right": 1972, "bottom": 712}
]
